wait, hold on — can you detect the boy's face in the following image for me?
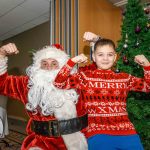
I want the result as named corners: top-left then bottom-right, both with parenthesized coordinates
top-left (40, 58), bottom-right (59, 71)
top-left (92, 45), bottom-right (117, 70)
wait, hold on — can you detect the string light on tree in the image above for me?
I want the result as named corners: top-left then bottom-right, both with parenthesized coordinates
top-left (123, 43), bottom-right (128, 49)
top-left (125, 34), bottom-right (128, 43)
top-left (123, 34), bottom-right (128, 49)
top-left (135, 40), bottom-right (140, 47)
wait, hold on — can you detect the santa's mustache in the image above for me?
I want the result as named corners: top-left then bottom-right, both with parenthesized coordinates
top-left (26, 65), bottom-right (60, 83)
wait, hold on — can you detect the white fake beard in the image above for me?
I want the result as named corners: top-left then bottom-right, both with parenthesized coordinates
top-left (25, 66), bottom-right (78, 116)
top-left (26, 66), bottom-right (65, 116)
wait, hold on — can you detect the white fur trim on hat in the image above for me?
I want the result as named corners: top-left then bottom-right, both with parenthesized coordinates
top-left (0, 57), bottom-right (8, 75)
top-left (33, 46), bottom-right (69, 68)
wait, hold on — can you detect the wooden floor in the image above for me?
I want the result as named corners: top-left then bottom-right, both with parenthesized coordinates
top-left (0, 118), bottom-right (27, 150)
top-left (8, 117), bottom-right (27, 134)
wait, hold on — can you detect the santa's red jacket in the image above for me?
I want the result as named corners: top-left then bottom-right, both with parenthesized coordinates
top-left (0, 72), bottom-right (68, 150)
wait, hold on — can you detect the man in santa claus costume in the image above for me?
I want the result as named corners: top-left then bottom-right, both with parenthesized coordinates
top-left (0, 43), bottom-right (88, 150)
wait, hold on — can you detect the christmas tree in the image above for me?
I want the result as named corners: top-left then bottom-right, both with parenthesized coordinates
top-left (116, 0), bottom-right (150, 149)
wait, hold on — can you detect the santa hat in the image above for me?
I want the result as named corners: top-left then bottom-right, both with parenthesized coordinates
top-left (32, 44), bottom-right (69, 68)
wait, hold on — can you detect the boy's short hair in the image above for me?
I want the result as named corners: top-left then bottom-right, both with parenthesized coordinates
top-left (94, 38), bottom-right (116, 52)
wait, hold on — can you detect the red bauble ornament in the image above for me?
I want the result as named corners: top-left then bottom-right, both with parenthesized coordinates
top-left (123, 56), bottom-right (129, 65)
top-left (135, 26), bottom-right (141, 33)
top-left (123, 55), bottom-right (127, 60)
top-left (123, 59), bottom-right (129, 65)
top-left (144, 8), bottom-right (150, 14)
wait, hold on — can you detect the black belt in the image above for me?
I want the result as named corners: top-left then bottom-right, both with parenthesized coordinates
top-left (32, 113), bottom-right (88, 137)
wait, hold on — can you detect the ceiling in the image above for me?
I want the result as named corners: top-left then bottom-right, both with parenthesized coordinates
top-left (0, 0), bottom-right (149, 41)
top-left (0, 0), bottom-right (50, 41)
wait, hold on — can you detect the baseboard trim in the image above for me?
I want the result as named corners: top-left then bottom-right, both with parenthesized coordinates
top-left (8, 115), bottom-right (27, 122)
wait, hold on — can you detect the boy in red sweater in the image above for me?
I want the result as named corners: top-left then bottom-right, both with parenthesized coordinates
top-left (54, 32), bottom-right (150, 150)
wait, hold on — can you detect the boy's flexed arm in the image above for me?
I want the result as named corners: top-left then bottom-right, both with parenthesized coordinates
top-left (134, 55), bottom-right (150, 67)
top-left (54, 54), bottom-right (88, 89)
top-left (129, 55), bottom-right (150, 92)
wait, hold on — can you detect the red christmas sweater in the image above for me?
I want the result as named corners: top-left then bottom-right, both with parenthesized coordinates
top-left (54, 59), bottom-right (150, 138)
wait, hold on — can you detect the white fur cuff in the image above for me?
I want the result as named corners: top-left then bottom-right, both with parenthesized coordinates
top-left (0, 57), bottom-right (8, 75)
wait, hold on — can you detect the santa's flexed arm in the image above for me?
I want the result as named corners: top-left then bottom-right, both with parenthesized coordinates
top-left (0, 43), bottom-right (19, 75)
top-left (0, 43), bottom-right (19, 55)
top-left (0, 43), bottom-right (18, 138)
top-left (0, 43), bottom-right (27, 100)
